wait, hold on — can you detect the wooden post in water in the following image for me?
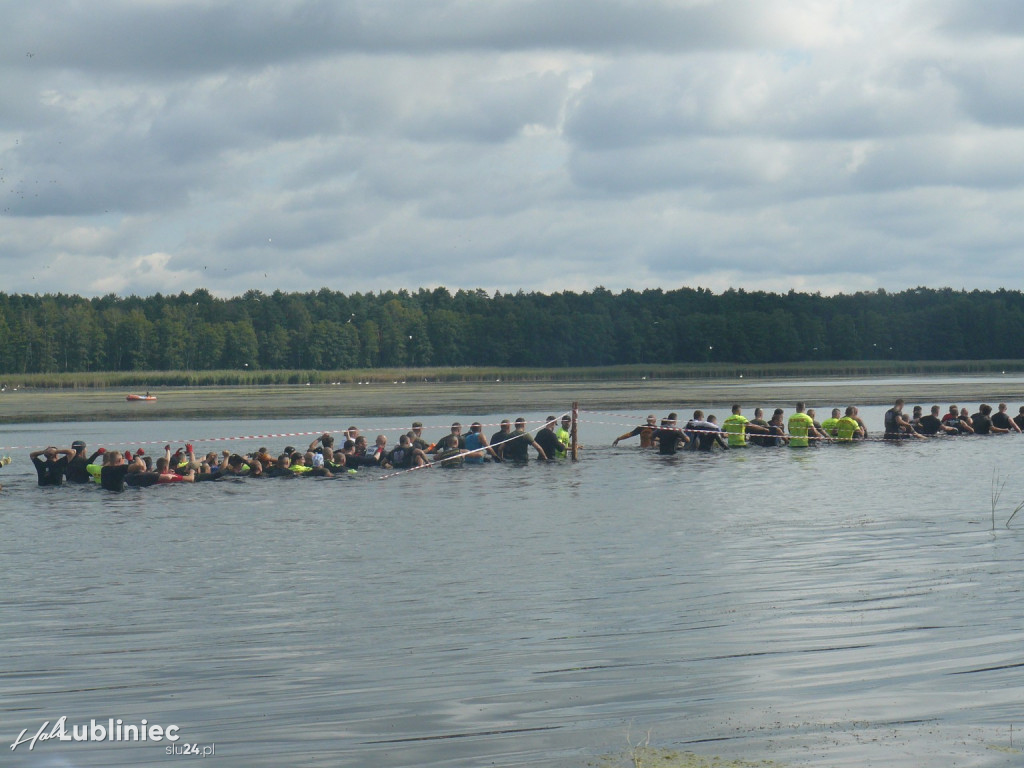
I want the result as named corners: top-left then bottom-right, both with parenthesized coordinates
top-left (571, 401), bottom-right (579, 461)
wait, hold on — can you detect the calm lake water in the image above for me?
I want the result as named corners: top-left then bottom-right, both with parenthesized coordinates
top-left (3, 393), bottom-right (1024, 767)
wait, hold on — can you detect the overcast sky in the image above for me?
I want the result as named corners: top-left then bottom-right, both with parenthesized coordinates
top-left (2, 0), bottom-right (1022, 299)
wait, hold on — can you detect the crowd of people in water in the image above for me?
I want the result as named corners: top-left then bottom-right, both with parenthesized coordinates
top-left (7, 400), bottom-right (1023, 491)
top-left (611, 399), bottom-right (1024, 454)
top-left (12, 415), bottom-right (575, 492)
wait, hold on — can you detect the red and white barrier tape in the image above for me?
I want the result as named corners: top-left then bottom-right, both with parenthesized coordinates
top-left (0, 416), bottom-right (571, 453)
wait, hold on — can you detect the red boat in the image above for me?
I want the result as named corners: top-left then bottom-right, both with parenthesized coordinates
top-left (126, 394), bottom-right (157, 402)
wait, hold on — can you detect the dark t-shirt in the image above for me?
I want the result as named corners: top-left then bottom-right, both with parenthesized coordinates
top-left (943, 414), bottom-right (964, 433)
top-left (66, 453), bottom-right (100, 484)
top-left (502, 431), bottom-right (533, 462)
top-left (655, 427), bottom-right (683, 455)
top-left (324, 459), bottom-right (350, 475)
top-left (32, 456), bottom-right (68, 486)
top-left (884, 408), bottom-right (906, 439)
top-left (432, 435), bottom-right (465, 452)
top-left (534, 429), bottom-right (562, 460)
top-left (992, 412), bottom-right (1013, 430)
top-left (766, 422), bottom-right (786, 446)
top-left (695, 434), bottom-right (723, 451)
top-left (125, 471), bottom-right (160, 488)
top-left (916, 414), bottom-right (943, 436)
top-left (101, 464), bottom-right (130, 492)
top-left (489, 431), bottom-right (512, 459)
top-left (387, 447), bottom-right (415, 469)
top-left (748, 419), bottom-right (771, 446)
top-left (347, 454), bottom-right (381, 467)
top-left (265, 466), bottom-right (298, 478)
top-left (972, 413), bottom-right (993, 435)
top-left (685, 420), bottom-right (722, 451)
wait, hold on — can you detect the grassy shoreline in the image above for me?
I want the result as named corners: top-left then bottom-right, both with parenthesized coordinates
top-left (3, 370), bottom-right (1024, 425)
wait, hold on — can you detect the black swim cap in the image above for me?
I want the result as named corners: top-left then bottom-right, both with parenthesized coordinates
top-left (71, 440), bottom-right (86, 450)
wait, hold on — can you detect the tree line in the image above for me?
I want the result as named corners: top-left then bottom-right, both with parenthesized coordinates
top-left (0, 286), bottom-right (1022, 374)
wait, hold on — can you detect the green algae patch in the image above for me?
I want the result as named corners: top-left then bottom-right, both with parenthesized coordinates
top-left (593, 747), bottom-right (783, 768)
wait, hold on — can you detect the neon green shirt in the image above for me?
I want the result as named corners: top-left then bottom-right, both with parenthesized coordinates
top-left (554, 426), bottom-right (571, 458)
top-left (821, 417), bottom-right (840, 437)
top-left (723, 414), bottom-right (751, 447)
top-left (836, 416), bottom-right (860, 441)
top-left (788, 412), bottom-right (814, 447)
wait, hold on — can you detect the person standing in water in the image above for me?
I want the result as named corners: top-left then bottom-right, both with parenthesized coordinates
top-left (30, 446), bottom-right (74, 486)
top-left (613, 414), bottom-right (657, 448)
top-left (884, 399), bottom-right (920, 440)
top-left (723, 404), bottom-right (769, 448)
top-left (788, 403), bottom-right (822, 447)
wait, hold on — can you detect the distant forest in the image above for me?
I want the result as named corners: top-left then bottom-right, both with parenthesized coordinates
top-left (0, 286), bottom-right (1021, 374)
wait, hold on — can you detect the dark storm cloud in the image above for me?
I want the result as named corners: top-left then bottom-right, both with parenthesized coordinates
top-left (943, 0), bottom-right (1024, 36)
top-left (6, 0), bottom-right (783, 77)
